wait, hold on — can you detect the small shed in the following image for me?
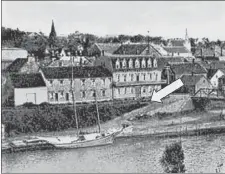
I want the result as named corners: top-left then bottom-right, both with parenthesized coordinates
top-left (10, 73), bottom-right (48, 106)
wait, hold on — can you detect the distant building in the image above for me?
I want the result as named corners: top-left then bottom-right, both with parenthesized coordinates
top-left (210, 69), bottom-right (225, 88)
top-left (40, 66), bottom-right (113, 104)
top-left (95, 55), bottom-right (173, 100)
top-left (4, 56), bottom-right (39, 74)
top-left (218, 75), bottom-right (225, 95)
top-left (180, 74), bottom-right (212, 95)
top-left (88, 43), bottom-right (121, 57)
top-left (2, 47), bottom-right (28, 70)
top-left (9, 73), bottom-right (48, 106)
top-left (170, 61), bottom-right (207, 79)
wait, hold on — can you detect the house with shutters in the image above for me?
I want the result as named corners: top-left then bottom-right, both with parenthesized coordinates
top-left (40, 66), bottom-right (113, 104)
top-left (94, 55), bottom-right (179, 100)
top-left (9, 73), bottom-right (48, 106)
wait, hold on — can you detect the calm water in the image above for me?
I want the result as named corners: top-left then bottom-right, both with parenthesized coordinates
top-left (2, 135), bottom-right (225, 173)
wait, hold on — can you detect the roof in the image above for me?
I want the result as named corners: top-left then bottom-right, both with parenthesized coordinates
top-left (5, 58), bottom-right (27, 73)
top-left (163, 46), bottom-right (190, 53)
top-left (208, 61), bottom-right (225, 70)
top-left (10, 73), bottom-right (46, 88)
top-left (114, 44), bottom-right (149, 55)
top-left (219, 75), bottom-right (225, 79)
top-left (2, 48), bottom-right (28, 61)
top-left (169, 40), bottom-right (185, 47)
top-left (194, 47), bottom-right (215, 57)
top-left (95, 43), bottom-right (121, 55)
top-left (181, 74), bottom-right (205, 86)
top-left (171, 62), bottom-right (207, 76)
top-left (41, 66), bottom-right (112, 79)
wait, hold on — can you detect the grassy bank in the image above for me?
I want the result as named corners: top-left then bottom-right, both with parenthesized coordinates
top-left (2, 101), bottom-right (147, 137)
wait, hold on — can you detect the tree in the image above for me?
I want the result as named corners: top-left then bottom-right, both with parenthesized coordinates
top-left (160, 142), bottom-right (186, 173)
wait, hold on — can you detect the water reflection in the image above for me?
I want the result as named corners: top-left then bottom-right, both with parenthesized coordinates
top-left (2, 134), bottom-right (225, 173)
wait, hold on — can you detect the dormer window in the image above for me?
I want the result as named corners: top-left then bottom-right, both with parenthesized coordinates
top-left (142, 58), bottom-right (146, 68)
top-left (116, 59), bottom-right (120, 69)
top-left (135, 59), bottom-right (140, 68)
top-left (129, 59), bottom-right (133, 68)
top-left (153, 59), bottom-right (157, 67)
top-left (147, 58), bottom-right (152, 68)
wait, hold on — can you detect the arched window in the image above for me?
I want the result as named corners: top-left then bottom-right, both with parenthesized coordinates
top-left (135, 59), bottom-right (140, 68)
top-left (147, 58), bottom-right (152, 68)
top-left (129, 59), bottom-right (133, 68)
top-left (142, 58), bottom-right (146, 68)
top-left (153, 59), bottom-right (157, 67)
top-left (116, 59), bottom-right (120, 69)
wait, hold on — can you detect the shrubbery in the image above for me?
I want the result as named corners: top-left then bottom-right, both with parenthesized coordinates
top-left (2, 101), bottom-right (146, 136)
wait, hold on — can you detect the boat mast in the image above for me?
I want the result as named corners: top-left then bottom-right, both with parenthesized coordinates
top-left (94, 86), bottom-right (101, 133)
top-left (71, 51), bottom-right (79, 137)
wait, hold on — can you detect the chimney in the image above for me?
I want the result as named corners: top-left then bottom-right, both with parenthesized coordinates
top-left (166, 65), bottom-right (170, 84)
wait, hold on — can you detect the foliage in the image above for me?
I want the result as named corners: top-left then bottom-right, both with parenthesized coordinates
top-left (160, 142), bottom-right (186, 173)
top-left (2, 101), bottom-right (146, 136)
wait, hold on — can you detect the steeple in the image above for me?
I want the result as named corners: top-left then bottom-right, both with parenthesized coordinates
top-left (49, 20), bottom-right (57, 49)
top-left (185, 28), bottom-right (189, 41)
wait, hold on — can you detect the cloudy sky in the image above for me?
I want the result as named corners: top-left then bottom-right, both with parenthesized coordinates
top-left (2, 1), bottom-right (225, 40)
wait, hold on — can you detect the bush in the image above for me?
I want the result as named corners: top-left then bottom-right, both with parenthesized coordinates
top-left (160, 142), bottom-right (186, 173)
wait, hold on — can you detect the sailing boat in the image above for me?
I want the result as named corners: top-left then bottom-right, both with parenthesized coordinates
top-left (38, 51), bottom-right (124, 149)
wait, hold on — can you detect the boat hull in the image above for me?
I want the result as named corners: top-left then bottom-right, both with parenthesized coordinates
top-left (52, 134), bottom-right (114, 149)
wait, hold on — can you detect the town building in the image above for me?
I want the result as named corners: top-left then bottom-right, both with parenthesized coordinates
top-left (169, 61), bottom-right (208, 79)
top-left (9, 73), bottom-right (48, 106)
top-left (218, 75), bottom-right (225, 95)
top-left (2, 47), bottom-right (28, 70)
top-left (5, 56), bottom-right (39, 74)
top-left (40, 66), bottom-right (113, 104)
top-left (180, 74), bottom-right (212, 95)
top-left (94, 55), bottom-right (181, 100)
top-left (210, 69), bottom-right (225, 88)
top-left (88, 43), bottom-right (121, 57)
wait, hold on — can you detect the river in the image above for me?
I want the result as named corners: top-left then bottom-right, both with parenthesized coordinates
top-left (2, 135), bottom-right (225, 173)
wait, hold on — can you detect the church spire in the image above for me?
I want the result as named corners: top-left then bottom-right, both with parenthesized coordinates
top-left (49, 20), bottom-right (57, 49)
top-left (185, 28), bottom-right (189, 41)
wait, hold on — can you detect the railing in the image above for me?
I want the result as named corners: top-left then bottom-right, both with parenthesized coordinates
top-left (193, 88), bottom-right (225, 99)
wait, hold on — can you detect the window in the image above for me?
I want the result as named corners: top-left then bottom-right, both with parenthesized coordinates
top-left (116, 59), bottom-right (120, 69)
top-left (135, 59), bottom-right (140, 68)
top-left (131, 88), bottom-right (134, 94)
top-left (49, 92), bottom-right (54, 99)
top-left (131, 74), bottom-right (134, 81)
top-left (66, 93), bottom-right (69, 101)
top-left (147, 59), bottom-right (152, 68)
top-left (118, 88), bottom-right (120, 94)
top-left (102, 90), bottom-right (106, 97)
top-left (81, 79), bottom-right (85, 86)
top-left (124, 87), bottom-right (127, 94)
top-left (142, 59), bottom-right (146, 68)
top-left (155, 74), bottom-right (158, 81)
top-left (102, 78), bottom-right (106, 86)
top-left (117, 74), bottom-right (120, 82)
top-left (137, 74), bottom-right (139, 82)
top-left (143, 73), bottom-right (146, 81)
top-left (81, 91), bottom-right (86, 98)
top-left (60, 91), bottom-right (64, 98)
top-left (59, 61), bottom-right (63, 67)
top-left (55, 93), bottom-right (58, 101)
top-left (129, 59), bottom-right (133, 68)
top-left (153, 59), bottom-right (157, 67)
top-left (60, 80), bottom-right (63, 85)
top-left (92, 79), bottom-right (95, 86)
top-left (124, 74), bottom-right (127, 82)
top-left (122, 59), bottom-right (127, 68)
top-left (92, 91), bottom-right (96, 97)
top-left (143, 88), bottom-right (146, 93)
top-left (49, 80), bottom-right (53, 85)
top-left (149, 73), bottom-right (152, 80)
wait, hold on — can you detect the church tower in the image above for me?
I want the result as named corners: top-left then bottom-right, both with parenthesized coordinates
top-left (49, 20), bottom-right (57, 49)
top-left (184, 28), bottom-right (191, 51)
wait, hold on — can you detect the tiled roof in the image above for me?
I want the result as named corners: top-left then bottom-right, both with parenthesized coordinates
top-left (10, 73), bottom-right (46, 88)
top-left (5, 58), bottom-right (27, 73)
top-left (114, 44), bottom-right (149, 55)
top-left (181, 74), bottom-right (205, 86)
top-left (208, 61), bottom-right (225, 70)
top-left (96, 43), bottom-right (121, 54)
top-left (41, 66), bottom-right (112, 79)
top-left (163, 46), bottom-right (190, 53)
top-left (171, 62), bottom-right (207, 76)
top-left (169, 40), bottom-right (185, 47)
top-left (195, 48), bottom-right (215, 57)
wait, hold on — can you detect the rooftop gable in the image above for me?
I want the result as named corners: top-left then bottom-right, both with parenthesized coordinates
top-left (10, 73), bottom-right (46, 88)
top-left (181, 74), bottom-right (205, 86)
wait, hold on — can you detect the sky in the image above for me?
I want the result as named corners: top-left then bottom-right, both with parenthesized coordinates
top-left (2, 1), bottom-right (225, 41)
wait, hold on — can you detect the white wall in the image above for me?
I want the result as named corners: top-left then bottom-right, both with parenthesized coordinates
top-left (15, 87), bottom-right (48, 106)
top-left (210, 70), bottom-right (225, 88)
